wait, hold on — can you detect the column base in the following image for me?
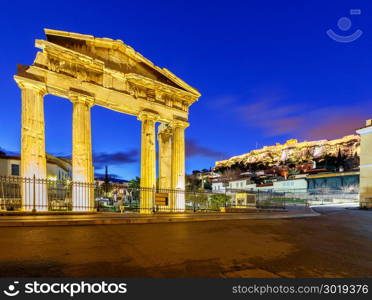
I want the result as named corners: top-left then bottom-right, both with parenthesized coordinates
top-left (72, 185), bottom-right (93, 212)
top-left (21, 181), bottom-right (48, 212)
top-left (139, 189), bottom-right (155, 214)
top-left (173, 191), bottom-right (186, 212)
top-left (359, 202), bottom-right (372, 209)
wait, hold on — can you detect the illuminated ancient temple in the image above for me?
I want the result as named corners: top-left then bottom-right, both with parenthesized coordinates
top-left (14, 29), bottom-right (201, 212)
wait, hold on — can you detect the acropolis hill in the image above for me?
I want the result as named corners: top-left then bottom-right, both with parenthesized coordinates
top-left (214, 135), bottom-right (360, 172)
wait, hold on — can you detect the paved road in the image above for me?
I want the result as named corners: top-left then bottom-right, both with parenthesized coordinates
top-left (0, 205), bottom-right (371, 277)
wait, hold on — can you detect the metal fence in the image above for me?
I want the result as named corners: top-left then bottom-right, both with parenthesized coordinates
top-left (0, 176), bottom-right (360, 213)
top-left (96, 187), bottom-right (286, 213)
top-left (223, 187), bottom-right (359, 207)
top-left (0, 176), bottom-right (96, 212)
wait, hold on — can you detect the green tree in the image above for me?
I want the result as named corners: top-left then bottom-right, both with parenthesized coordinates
top-left (203, 181), bottom-right (212, 190)
top-left (186, 192), bottom-right (208, 211)
top-left (209, 194), bottom-right (231, 210)
top-left (186, 174), bottom-right (202, 191)
top-left (128, 176), bottom-right (140, 189)
top-left (128, 176), bottom-right (140, 205)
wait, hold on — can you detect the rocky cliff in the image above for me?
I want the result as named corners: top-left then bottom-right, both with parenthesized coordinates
top-left (214, 135), bottom-right (360, 172)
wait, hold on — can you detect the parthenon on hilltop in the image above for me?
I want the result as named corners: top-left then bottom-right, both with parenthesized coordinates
top-left (14, 29), bottom-right (201, 213)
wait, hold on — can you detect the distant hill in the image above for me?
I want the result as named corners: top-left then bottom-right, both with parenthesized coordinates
top-left (214, 135), bottom-right (360, 172)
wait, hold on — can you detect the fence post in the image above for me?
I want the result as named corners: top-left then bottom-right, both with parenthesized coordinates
top-left (32, 174), bottom-right (36, 212)
top-left (192, 191), bottom-right (198, 212)
top-left (1, 178), bottom-right (4, 210)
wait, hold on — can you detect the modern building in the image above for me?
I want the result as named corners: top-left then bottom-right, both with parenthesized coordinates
top-left (307, 171), bottom-right (359, 192)
top-left (356, 119), bottom-right (372, 208)
top-left (212, 171), bottom-right (359, 193)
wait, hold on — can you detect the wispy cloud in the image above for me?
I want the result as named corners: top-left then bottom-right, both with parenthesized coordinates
top-left (186, 139), bottom-right (227, 159)
top-left (238, 98), bottom-right (307, 136)
top-left (213, 92), bottom-right (370, 140)
top-left (303, 108), bottom-right (366, 140)
top-left (93, 150), bottom-right (139, 169)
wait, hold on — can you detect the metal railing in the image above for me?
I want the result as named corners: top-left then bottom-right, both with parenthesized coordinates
top-left (222, 187), bottom-right (359, 207)
top-left (0, 176), bottom-right (94, 212)
top-left (0, 176), bottom-right (360, 213)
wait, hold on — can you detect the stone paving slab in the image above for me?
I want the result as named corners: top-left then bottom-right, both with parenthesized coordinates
top-left (0, 208), bottom-right (319, 227)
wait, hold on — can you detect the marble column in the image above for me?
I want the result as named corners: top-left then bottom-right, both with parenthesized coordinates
top-left (356, 119), bottom-right (372, 208)
top-left (158, 123), bottom-right (172, 190)
top-left (15, 77), bottom-right (48, 211)
top-left (138, 111), bottom-right (159, 214)
top-left (171, 120), bottom-right (189, 211)
top-left (70, 94), bottom-right (94, 211)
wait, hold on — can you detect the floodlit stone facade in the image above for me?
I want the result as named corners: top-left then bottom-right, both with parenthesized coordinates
top-left (14, 29), bottom-right (200, 212)
top-left (356, 119), bottom-right (372, 208)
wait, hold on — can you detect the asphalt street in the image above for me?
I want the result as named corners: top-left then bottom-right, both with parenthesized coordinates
top-left (0, 205), bottom-right (371, 277)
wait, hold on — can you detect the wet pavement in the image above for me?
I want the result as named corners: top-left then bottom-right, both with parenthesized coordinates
top-left (0, 205), bottom-right (371, 278)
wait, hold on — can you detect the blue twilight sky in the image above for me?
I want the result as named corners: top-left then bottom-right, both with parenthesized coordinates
top-left (0, 0), bottom-right (371, 180)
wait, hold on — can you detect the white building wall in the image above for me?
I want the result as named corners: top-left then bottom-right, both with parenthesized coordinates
top-left (212, 182), bottom-right (226, 192)
top-left (273, 179), bottom-right (307, 192)
top-left (0, 160), bottom-right (6, 176)
top-left (46, 164), bottom-right (70, 180)
top-left (222, 178), bottom-right (308, 193)
top-left (227, 180), bottom-right (248, 189)
top-left (0, 158), bottom-right (70, 179)
top-left (0, 159), bottom-right (21, 176)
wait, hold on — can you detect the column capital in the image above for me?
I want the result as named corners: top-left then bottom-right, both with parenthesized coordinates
top-left (69, 92), bottom-right (95, 107)
top-left (14, 76), bottom-right (47, 95)
top-left (171, 119), bottom-right (189, 129)
top-left (158, 123), bottom-right (173, 137)
top-left (138, 111), bottom-right (159, 122)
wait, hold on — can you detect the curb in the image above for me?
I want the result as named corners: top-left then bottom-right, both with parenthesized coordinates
top-left (0, 211), bottom-right (98, 216)
top-left (0, 210), bottom-right (320, 227)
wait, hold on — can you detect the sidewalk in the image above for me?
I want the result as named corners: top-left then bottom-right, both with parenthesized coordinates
top-left (0, 207), bottom-right (319, 227)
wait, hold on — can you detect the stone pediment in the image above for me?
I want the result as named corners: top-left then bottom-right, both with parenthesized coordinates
top-left (16, 29), bottom-right (201, 123)
top-left (42, 29), bottom-right (200, 97)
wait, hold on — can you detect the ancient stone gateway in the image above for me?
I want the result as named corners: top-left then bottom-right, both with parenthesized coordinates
top-left (14, 29), bottom-right (200, 213)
